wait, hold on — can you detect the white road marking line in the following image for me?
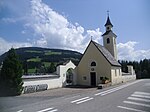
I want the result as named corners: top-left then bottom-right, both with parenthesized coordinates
top-left (100, 86), bottom-right (125, 96)
top-left (47, 109), bottom-right (58, 112)
top-left (128, 97), bottom-right (150, 102)
top-left (134, 91), bottom-right (150, 96)
top-left (131, 94), bottom-right (150, 99)
top-left (17, 110), bottom-right (23, 112)
top-left (97, 84), bottom-right (131, 96)
top-left (95, 80), bottom-right (140, 96)
top-left (117, 106), bottom-right (148, 112)
top-left (124, 101), bottom-right (150, 108)
top-left (76, 97), bottom-right (93, 104)
top-left (95, 86), bottom-right (123, 96)
top-left (37, 107), bottom-right (53, 112)
top-left (71, 97), bottom-right (89, 103)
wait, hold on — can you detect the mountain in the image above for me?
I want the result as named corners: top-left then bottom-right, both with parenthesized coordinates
top-left (0, 47), bottom-right (82, 73)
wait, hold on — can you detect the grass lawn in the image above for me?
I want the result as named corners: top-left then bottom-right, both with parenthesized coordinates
top-left (44, 51), bottom-right (62, 55)
top-left (28, 68), bottom-right (36, 73)
top-left (27, 57), bottom-right (41, 62)
top-left (25, 50), bottom-right (42, 53)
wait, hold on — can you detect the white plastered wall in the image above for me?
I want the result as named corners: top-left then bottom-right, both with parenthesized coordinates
top-left (23, 60), bottom-right (76, 89)
top-left (111, 66), bottom-right (122, 85)
top-left (23, 77), bottom-right (62, 89)
top-left (57, 60), bottom-right (76, 86)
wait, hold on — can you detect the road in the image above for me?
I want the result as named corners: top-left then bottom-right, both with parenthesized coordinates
top-left (0, 79), bottom-right (150, 112)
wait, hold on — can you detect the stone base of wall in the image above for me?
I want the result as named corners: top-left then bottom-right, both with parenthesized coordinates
top-left (23, 84), bottom-right (48, 94)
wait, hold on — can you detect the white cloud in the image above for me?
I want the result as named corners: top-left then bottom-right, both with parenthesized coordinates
top-left (1, 17), bottom-right (27, 23)
top-left (25, 0), bottom-right (102, 52)
top-left (1, 0), bottom-right (149, 61)
top-left (1, 18), bottom-right (17, 23)
top-left (117, 41), bottom-right (150, 61)
top-left (0, 37), bottom-right (32, 55)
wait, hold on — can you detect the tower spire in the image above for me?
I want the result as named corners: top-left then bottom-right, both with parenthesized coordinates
top-left (104, 11), bottom-right (113, 27)
top-left (102, 12), bottom-right (117, 60)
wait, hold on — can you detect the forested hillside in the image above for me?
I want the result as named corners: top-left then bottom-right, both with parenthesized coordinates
top-left (0, 47), bottom-right (82, 74)
top-left (1, 47), bottom-right (149, 79)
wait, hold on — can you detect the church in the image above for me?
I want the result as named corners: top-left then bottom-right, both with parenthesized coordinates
top-left (75, 15), bottom-right (122, 86)
top-left (57, 14), bottom-right (136, 88)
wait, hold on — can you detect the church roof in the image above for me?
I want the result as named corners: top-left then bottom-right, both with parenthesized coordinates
top-left (92, 41), bottom-right (121, 67)
top-left (105, 16), bottom-right (113, 27)
top-left (102, 30), bottom-right (117, 37)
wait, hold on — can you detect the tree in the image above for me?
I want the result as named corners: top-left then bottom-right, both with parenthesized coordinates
top-left (23, 60), bottom-right (28, 75)
top-left (0, 48), bottom-right (23, 96)
top-left (119, 59), bottom-right (150, 79)
top-left (119, 60), bottom-right (128, 73)
top-left (47, 62), bottom-right (56, 73)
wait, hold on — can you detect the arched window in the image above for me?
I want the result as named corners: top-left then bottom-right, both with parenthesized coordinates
top-left (107, 38), bottom-right (110, 44)
top-left (91, 61), bottom-right (96, 66)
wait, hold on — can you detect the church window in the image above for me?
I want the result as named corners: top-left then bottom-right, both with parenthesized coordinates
top-left (83, 76), bottom-right (86, 80)
top-left (91, 61), bottom-right (96, 66)
top-left (107, 38), bottom-right (110, 44)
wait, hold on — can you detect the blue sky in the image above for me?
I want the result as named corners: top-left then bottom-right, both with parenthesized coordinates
top-left (0, 0), bottom-right (150, 61)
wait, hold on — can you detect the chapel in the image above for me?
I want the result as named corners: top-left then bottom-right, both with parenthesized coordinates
top-left (75, 15), bottom-right (123, 86)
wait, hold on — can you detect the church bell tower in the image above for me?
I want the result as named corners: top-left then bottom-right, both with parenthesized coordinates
top-left (102, 12), bottom-right (117, 60)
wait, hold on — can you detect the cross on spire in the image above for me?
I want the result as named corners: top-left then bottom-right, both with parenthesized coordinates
top-left (107, 10), bottom-right (109, 17)
top-left (91, 36), bottom-right (93, 40)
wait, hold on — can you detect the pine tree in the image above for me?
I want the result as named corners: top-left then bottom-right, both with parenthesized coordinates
top-left (0, 48), bottom-right (23, 96)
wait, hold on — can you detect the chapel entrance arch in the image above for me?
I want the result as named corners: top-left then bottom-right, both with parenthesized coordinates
top-left (66, 68), bottom-right (74, 86)
top-left (57, 60), bottom-right (76, 87)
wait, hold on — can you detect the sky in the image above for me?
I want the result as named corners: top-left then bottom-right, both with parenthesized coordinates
top-left (0, 0), bottom-right (150, 61)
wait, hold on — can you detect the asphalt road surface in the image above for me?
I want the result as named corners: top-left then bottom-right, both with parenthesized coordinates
top-left (0, 79), bottom-right (150, 112)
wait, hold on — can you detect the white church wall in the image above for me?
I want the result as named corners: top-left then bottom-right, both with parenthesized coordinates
top-left (23, 76), bottom-right (62, 89)
top-left (111, 67), bottom-right (122, 85)
top-left (127, 65), bottom-right (134, 75)
top-left (121, 65), bottom-right (136, 83)
top-left (77, 42), bottom-right (112, 86)
top-left (23, 75), bottom-right (62, 93)
top-left (110, 65), bottom-right (136, 85)
top-left (56, 60), bottom-right (76, 86)
top-left (103, 33), bottom-right (117, 60)
top-left (23, 60), bottom-right (76, 93)
top-left (122, 75), bottom-right (136, 83)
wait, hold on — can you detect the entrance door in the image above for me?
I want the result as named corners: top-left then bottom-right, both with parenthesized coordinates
top-left (90, 72), bottom-right (96, 86)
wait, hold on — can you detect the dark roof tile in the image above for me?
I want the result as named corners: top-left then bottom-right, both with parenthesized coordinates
top-left (92, 41), bottom-right (121, 67)
top-left (102, 30), bottom-right (117, 37)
